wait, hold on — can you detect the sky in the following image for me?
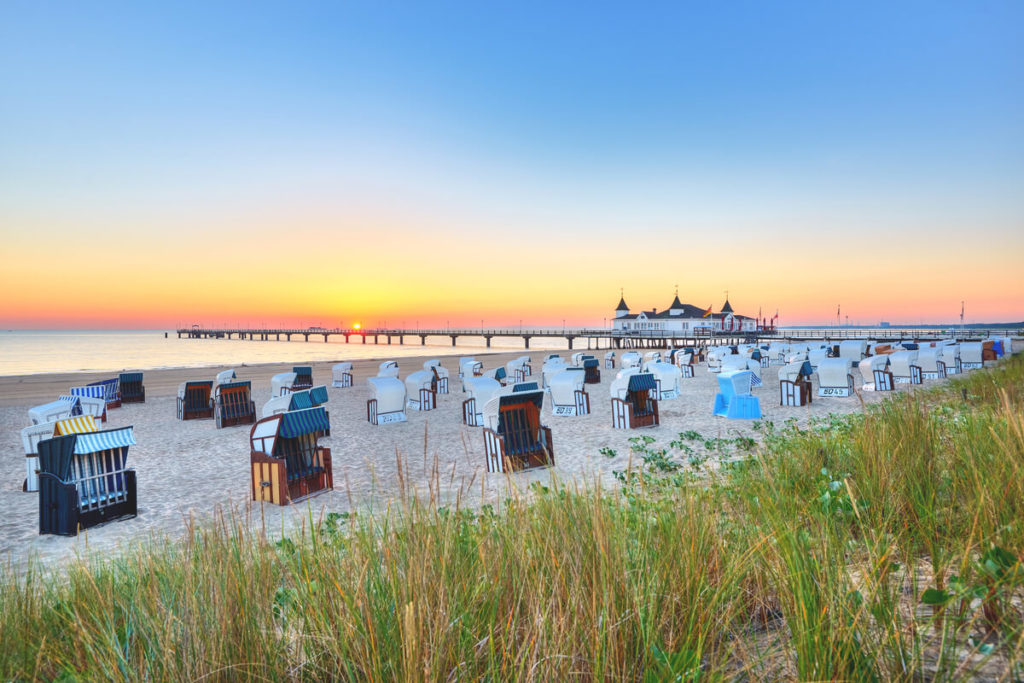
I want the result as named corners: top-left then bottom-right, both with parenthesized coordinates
top-left (1, 1), bottom-right (1022, 328)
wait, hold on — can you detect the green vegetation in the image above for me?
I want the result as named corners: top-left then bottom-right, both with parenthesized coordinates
top-left (2, 358), bottom-right (1023, 680)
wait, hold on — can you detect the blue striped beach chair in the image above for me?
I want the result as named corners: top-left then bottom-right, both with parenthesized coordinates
top-left (250, 407), bottom-right (333, 505)
top-left (214, 381), bottom-right (256, 429)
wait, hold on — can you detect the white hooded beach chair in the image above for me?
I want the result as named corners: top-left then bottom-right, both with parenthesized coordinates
top-left (424, 359), bottom-right (450, 394)
top-left (483, 366), bottom-right (508, 386)
top-left (706, 347), bottom-right (730, 373)
top-left (859, 355), bottom-right (893, 392)
top-left (817, 358), bottom-right (856, 397)
top-left (462, 377), bottom-right (502, 427)
top-left (458, 357), bottom-right (478, 379)
top-left (506, 357), bottom-right (531, 384)
top-left (29, 400), bottom-right (75, 426)
top-left (767, 342), bottom-right (787, 364)
top-left (405, 370), bottom-right (437, 411)
top-left (643, 351), bottom-right (662, 364)
top-left (604, 351), bottom-right (616, 369)
top-left (721, 355), bottom-right (762, 388)
top-left (332, 362), bottom-right (353, 388)
top-left (262, 393), bottom-right (293, 418)
top-left (377, 361), bottom-right (400, 379)
top-left (940, 344), bottom-right (961, 375)
top-left (570, 352), bottom-right (587, 367)
top-left (548, 368), bottom-right (590, 416)
top-left (541, 357), bottom-right (568, 388)
top-left (778, 360), bottom-right (813, 406)
top-left (960, 342), bottom-right (984, 370)
top-left (807, 348), bottom-right (829, 372)
top-left (620, 351), bottom-right (642, 369)
top-left (917, 349), bottom-right (946, 380)
top-left (642, 361), bottom-right (683, 400)
top-left (270, 372), bottom-right (298, 398)
top-left (610, 370), bottom-right (659, 429)
top-left (674, 351), bottom-right (695, 378)
top-left (20, 422), bottom-right (56, 492)
top-left (839, 340), bottom-right (867, 363)
top-left (366, 377), bottom-right (407, 425)
top-left (889, 350), bottom-right (922, 385)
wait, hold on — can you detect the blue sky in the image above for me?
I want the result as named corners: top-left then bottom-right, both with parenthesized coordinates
top-left (2, 1), bottom-right (1022, 325)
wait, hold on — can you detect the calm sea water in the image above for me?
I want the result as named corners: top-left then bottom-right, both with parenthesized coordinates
top-left (0, 331), bottom-right (570, 376)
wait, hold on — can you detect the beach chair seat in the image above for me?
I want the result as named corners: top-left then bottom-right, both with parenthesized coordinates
top-left (250, 407), bottom-right (333, 505)
top-left (604, 351), bottom-right (616, 369)
top-left (119, 372), bottom-right (145, 403)
top-left (548, 368), bottom-right (590, 417)
top-left (712, 371), bottom-right (762, 419)
top-left (778, 361), bottom-right (813, 406)
top-left (482, 390), bottom-right (553, 473)
top-left (405, 370), bottom-right (437, 411)
top-left (817, 358), bottom-right (856, 397)
top-left (177, 380), bottom-right (214, 420)
top-left (462, 377), bottom-right (501, 427)
top-left (37, 428), bottom-right (138, 536)
top-left (332, 362), bottom-right (354, 388)
top-left (87, 378), bottom-right (121, 410)
top-left (610, 371), bottom-right (660, 429)
top-left (582, 358), bottom-right (601, 384)
top-left (889, 350), bottom-right (922, 385)
top-left (424, 360), bottom-right (450, 394)
top-left (366, 377), bottom-right (407, 425)
top-left (214, 381), bottom-right (257, 428)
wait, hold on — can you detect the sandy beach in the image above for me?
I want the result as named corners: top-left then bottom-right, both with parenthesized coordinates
top-left (2, 346), bottom-right (1012, 568)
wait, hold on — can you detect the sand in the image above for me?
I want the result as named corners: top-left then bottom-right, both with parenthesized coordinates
top-left (1, 345), bottom-right (1013, 568)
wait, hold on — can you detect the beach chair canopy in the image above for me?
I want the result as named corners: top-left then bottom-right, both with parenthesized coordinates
top-left (917, 348), bottom-right (943, 372)
top-left (308, 385), bottom-right (328, 406)
top-left (818, 358), bottom-right (854, 388)
top-left (960, 342), bottom-right (983, 363)
top-left (54, 416), bottom-right (99, 435)
top-left (642, 361), bottom-right (682, 390)
top-left (808, 349), bottom-right (829, 367)
top-left (367, 376), bottom-right (406, 412)
top-left (286, 388), bottom-right (313, 411)
top-left (270, 373), bottom-right (297, 396)
top-left (838, 340), bottom-right (867, 361)
top-left (119, 372), bottom-right (143, 384)
top-left (29, 400), bottom-right (75, 425)
top-left (178, 380), bottom-right (213, 399)
top-left (604, 351), bottom-right (615, 361)
top-left (889, 350), bottom-right (919, 376)
top-left (21, 422), bottom-right (55, 455)
top-left (70, 385), bottom-right (106, 400)
top-left (405, 370), bottom-right (435, 394)
top-left (508, 381), bottom-right (540, 393)
top-left (941, 344), bottom-right (960, 364)
top-left (583, 358), bottom-right (600, 369)
top-left (778, 360), bottom-right (813, 383)
top-left (549, 369), bottom-right (585, 405)
top-left (250, 407), bottom-right (329, 458)
top-left (506, 358), bottom-right (529, 374)
top-left (859, 355), bottom-right (889, 381)
top-left (484, 367), bottom-right (507, 382)
top-left (292, 366), bottom-right (313, 382)
top-left (675, 352), bottom-right (693, 366)
top-left (334, 362), bottom-right (353, 373)
top-left (215, 369), bottom-right (236, 384)
top-left (620, 352), bottom-right (642, 368)
top-left (464, 377), bottom-right (502, 407)
top-left (87, 378), bottom-right (120, 402)
top-left (376, 363), bottom-right (400, 379)
top-left (717, 371), bottom-right (754, 398)
top-left (643, 351), bottom-right (662, 362)
top-left (609, 368), bottom-right (641, 398)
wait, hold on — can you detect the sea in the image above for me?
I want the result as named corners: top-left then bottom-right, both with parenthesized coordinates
top-left (0, 330), bottom-right (570, 377)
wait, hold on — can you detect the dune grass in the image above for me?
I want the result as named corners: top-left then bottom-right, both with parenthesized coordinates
top-left (2, 357), bottom-right (1023, 680)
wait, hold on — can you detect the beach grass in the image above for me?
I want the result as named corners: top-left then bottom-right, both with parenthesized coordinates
top-left (2, 358), bottom-right (1023, 680)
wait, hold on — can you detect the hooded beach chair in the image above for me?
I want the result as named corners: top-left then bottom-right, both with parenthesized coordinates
top-left (541, 357), bottom-right (567, 388)
top-left (817, 358), bottom-right (856, 397)
top-left (462, 377), bottom-right (502, 427)
top-left (604, 351), bottom-right (616, 369)
top-left (706, 347), bottom-right (730, 373)
top-left (292, 366), bottom-right (314, 390)
top-left (721, 355), bottom-right (762, 388)
top-left (838, 340), bottom-right (867, 363)
top-left (548, 368), bottom-right (590, 417)
top-left (778, 360), bottom-right (813, 406)
top-left (250, 407), bottom-right (333, 505)
top-left (506, 357), bottom-right (531, 384)
top-left (405, 370), bottom-right (437, 411)
top-left (366, 376), bottom-right (407, 425)
top-left (620, 351), bottom-right (642, 370)
top-left (37, 427), bottom-right (137, 536)
top-left (21, 422), bottom-right (58, 492)
top-left (177, 380), bottom-right (214, 420)
top-left (807, 348), bottom-right (829, 373)
top-left (214, 380), bottom-right (257, 428)
top-left (581, 357), bottom-right (601, 384)
top-left (483, 366), bottom-right (508, 385)
top-left (889, 350), bottom-right (922, 385)
top-left (642, 361), bottom-right (682, 400)
top-left (712, 371), bottom-right (762, 420)
top-left (270, 372), bottom-right (298, 397)
top-left (610, 370), bottom-right (660, 429)
top-left (377, 361), bottom-right (400, 379)
top-left (88, 378), bottom-right (121, 410)
top-left (959, 342), bottom-right (983, 370)
top-left (859, 355), bottom-right (894, 392)
top-left (332, 362), bottom-right (353, 388)
top-left (482, 390), bottom-right (553, 473)
top-left (673, 351), bottom-right (695, 378)
top-left (460, 360), bottom-right (484, 391)
top-left (28, 400), bottom-right (75, 426)
top-left (918, 348), bottom-right (947, 380)
top-left (119, 372), bottom-right (145, 404)
top-left (424, 360), bottom-right (450, 394)
top-left (940, 344), bottom-right (961, 375)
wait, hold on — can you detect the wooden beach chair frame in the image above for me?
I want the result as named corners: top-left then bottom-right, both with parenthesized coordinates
top-left (611, 374), bottom-right (660, 429)
top-left (214, 381), bottom-right (257, 428)
top-left (177, 381), bottom-right (214, 420)
top-left (482, 392), bottom-right (554, 473)
top-left (119, 372), bottom-right (146, 404)
top-left (250, 408), bottom-right (333, 505)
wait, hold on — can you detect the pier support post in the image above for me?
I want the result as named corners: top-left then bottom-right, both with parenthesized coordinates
top-left (362, 334), bottom-right (367, 344)
top-left (485, 335), bottom-right (492, 348)
top-left (450, 335), bottom-right (457, 347)
top-left (303, 334), bottom-right (309, 342)
top-left (286, 334), bottom-right (291, 341)
top-left (523, 336), bottom-right (531, 349)
top-left (420, 335), bottom-right (427, 346)
top-left (345, 334), bottom-right (350, 343)
top-left (323, 334), bottom-right (329, 343)
top-left (566, 336), bottom-right (575, 350)
top-left (387, 335), bottom-right (392, 345)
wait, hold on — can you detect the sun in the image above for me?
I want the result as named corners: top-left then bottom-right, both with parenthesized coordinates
top-left (353, 323), bottom-right (361, 330)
